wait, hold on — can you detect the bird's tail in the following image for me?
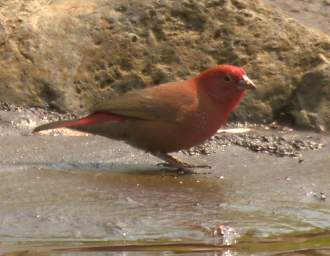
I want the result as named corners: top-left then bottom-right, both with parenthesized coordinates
top-left (33, 112), bottom-right (123, 133)
top-left (33, 119), bottom-right (82, 133)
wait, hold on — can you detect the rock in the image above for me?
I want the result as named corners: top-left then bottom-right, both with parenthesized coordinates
top-left (286, 62), bottom-right (330, 130)
top-left (0, 0), bottom-right (329, 129)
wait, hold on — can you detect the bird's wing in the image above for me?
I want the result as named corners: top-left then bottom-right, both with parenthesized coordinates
top-left (92, 82), bottom-right (195, 124)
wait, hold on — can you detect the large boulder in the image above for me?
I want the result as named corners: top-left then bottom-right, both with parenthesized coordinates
top-left (0, 0), bottom-right (329, 129)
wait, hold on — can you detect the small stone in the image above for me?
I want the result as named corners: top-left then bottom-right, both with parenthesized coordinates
top-left (213, 225), bottom-right (240, 246)
top-left (312, 192), bottom-right (327, 201)
top-left (320, 192), bottom-right (327, 201)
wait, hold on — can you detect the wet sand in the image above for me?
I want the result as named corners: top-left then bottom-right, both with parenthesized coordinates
top-left (0, 106), bottom-right (329, 255)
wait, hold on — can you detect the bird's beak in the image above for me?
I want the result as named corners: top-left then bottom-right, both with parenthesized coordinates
top-left (239, 75), bottom-right (256, 90)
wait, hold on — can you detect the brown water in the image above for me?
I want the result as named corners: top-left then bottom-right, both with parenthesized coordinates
top-left (0, 132), bottom-right (329, 255)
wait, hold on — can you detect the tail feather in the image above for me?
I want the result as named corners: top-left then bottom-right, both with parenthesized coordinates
top-left (33, 112), bottom-right (124, 133)
top-left (33, 119), bottom-right (81, 133)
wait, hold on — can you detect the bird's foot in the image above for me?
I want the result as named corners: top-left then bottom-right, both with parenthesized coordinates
top-left (180, 163), bottom-right (211, 169)
top-left (156, 162), bottom-right (195, 174)
top-left (175, 164), bottom-right (212, 175)
top-left (157, 162), bottom-right (210, 169)
top-left (156, 162), bottom-right (173, 168)
top-left (153, 151), bottom-right (211, 175)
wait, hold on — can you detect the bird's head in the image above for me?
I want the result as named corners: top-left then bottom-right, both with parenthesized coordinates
top-left (195, 64), bottom-right (256, 109)
top-left (196, 64), bottom-right (256, 92)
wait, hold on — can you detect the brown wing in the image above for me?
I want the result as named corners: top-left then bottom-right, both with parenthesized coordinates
top-left (92, 81), bottom-right (196, 124)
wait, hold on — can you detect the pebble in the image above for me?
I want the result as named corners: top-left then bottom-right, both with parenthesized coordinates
top-left (183, 127), bottom-right (324, 158)
top-left (213, 225), bottom-right (240, 246)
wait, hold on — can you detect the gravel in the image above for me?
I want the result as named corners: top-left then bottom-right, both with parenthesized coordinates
top-left (184, 130), bottom-right (324, 158)
top-left (1, 102), bottom-right (325, 158)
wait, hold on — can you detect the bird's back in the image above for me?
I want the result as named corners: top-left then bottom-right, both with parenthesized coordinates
top-left (73, 79), bottom-right (228, 152)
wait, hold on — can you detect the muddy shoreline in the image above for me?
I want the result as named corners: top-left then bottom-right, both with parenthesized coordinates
top-left (0, 103), bottom-right (329, 256)
top-left (0, 0), bottom-right (330, 253)
top-left (1, 102), bottom-right (326, 159)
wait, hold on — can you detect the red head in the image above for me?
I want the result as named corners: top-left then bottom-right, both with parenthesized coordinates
top-left (195, 64), bottom-right (256, 112)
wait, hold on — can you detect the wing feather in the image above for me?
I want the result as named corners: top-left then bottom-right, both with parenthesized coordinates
top-left (92, 82), bottom-right (195, 124)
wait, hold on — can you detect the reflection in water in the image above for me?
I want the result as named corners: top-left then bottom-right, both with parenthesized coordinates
top-left (0, 162), bottom-right (226, 243)
top-left (1, 161), bottom-right (330, 255)
top-left (3, 232), bottom-right (330, 256)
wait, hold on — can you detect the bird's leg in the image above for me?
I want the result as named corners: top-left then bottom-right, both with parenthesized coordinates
top-left (152, 151), bottom-right (211, 173)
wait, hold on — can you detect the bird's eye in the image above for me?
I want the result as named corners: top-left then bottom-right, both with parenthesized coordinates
top-left (224, 74), bottom-right (232, 83)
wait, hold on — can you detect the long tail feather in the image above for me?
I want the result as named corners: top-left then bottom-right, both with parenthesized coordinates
top-left (33, 112), bottom-right (123, 133)
top-left (33, 119), bottom-right (81, 133)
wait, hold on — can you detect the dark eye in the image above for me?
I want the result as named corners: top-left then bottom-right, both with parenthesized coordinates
top-left (224, 74), bottom-right (232, 83)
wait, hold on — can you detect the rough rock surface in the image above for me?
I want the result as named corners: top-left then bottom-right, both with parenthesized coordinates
top-left (0, 0), bottom-right (329, 128)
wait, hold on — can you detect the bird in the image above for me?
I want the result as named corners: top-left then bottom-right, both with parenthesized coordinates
top-left (34, 65), bottom-right (256, 172)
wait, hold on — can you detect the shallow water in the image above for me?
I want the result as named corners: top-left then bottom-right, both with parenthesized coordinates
top-left (0, 132), bottom-right (329, 255)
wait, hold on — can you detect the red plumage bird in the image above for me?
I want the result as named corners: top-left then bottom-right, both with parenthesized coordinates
top-left (34, 65), bottom-right (256, 172)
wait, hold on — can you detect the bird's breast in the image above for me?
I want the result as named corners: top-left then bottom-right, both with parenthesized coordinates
top-left (184, 109), bottom-right (226, 144)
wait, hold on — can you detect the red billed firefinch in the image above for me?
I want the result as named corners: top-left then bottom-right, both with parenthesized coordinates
top-left (34, 65), bottom-right (256, 172)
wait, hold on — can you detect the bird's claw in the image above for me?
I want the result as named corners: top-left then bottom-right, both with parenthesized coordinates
top-left (156, 162), bottom-right (210, 175)
top-left (156, 162), bottom-right (172, 168)
top-left (153, 152), bottom-right (211, 175)
top-left (181, 164), bottom-right (212, 169)
top-left (156, 163), bottom-right (190, 174)
top-left (157, 162), bottom-right (211, 169)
